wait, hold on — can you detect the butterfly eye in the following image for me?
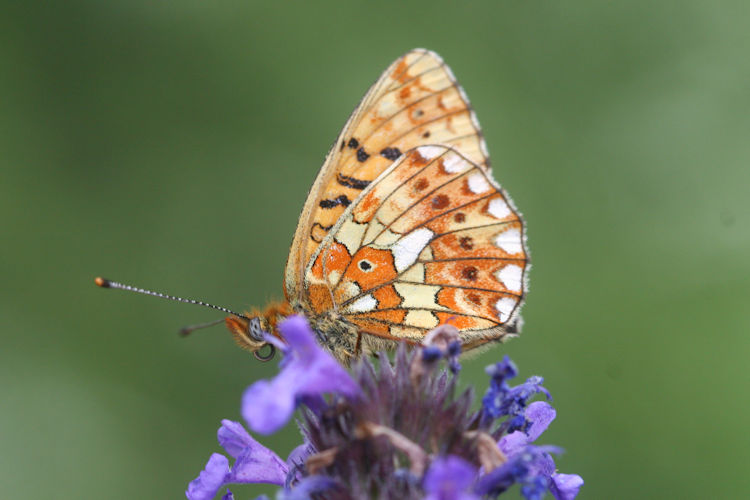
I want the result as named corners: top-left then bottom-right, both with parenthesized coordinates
top-left (358, 259), bottom-right (375, 272)
top-left (248, 317), bottom-right (265, 342)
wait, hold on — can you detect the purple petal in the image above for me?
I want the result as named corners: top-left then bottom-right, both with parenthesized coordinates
top-left (217, 420), bottom-right (253, 458)
top-left (550, 473), bottom-right (584, 500)
top-left (423, 455), bottom-right (479, 500)
top-left (242, 379), bottom-right (297, 435)
top-left (485, 355), bottom-right (518, 381)
top-left (280, 316), bottom-right (360, 397)
top-left (476, 445), bottom-right (564, 497)
top-left (242, 316), bottom-right (359, 435)
top-left (221, 490), bottom-right (234, 500)
top-left (186, 453), bottom-right (230, 500)
top-left (229, 443), bottom-right (288, 485)
top-left (525, 401), bottom-right (556, 442)
top-left (499, 431), bottom-right (529, 457)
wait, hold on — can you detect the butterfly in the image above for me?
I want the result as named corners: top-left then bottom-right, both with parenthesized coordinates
top-left (98, 49), bottom-right (529, 363)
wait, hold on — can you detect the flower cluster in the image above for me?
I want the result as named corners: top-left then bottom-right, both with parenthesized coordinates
top-left (187, 316), bottom-right (583, 500)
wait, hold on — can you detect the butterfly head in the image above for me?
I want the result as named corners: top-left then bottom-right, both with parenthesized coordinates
top-left (225, 315), bottom-right (276, 361)
top-left (224, 301), bottom-right (293, 362)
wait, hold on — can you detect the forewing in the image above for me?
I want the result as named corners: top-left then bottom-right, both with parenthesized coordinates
top-left (285, 49), bottom-right (489, 301)
top-left (304, 146), bottom-right (529, 346)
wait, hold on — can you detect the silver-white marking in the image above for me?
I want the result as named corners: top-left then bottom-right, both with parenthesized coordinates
top-left (392, 228), bottom-right (434, 272)
top-left (468, 173), bottom-right (490, 194)
top-left (488, 198), bottom-right (511, 219)
top-left (345, 294), bottom-right (377, 313)
top-left (495, 264), bottom-right (523, 293)
top-left (442, 153), bottom-right (466, 173)
top-left (417, 145), bottom-right (443, 160)
top-left (495, 297), bottom-right (517, 323)
top-left (494, 228), bottom-right (523, 254)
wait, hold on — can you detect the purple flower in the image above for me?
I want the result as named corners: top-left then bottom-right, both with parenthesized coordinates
top-left (241, 315), bottom-right (360, 435)
top-left (549, 473), bottom-right (585, 500)
top-left (187, 317), bottom-right (583, 499)
top-left (186, 420), bottom-right (292, 500)
top-left (423, 456), bottom-right (479, 500)
top-left (481, 355), bottom-right (551, 433)
top-left (489, 402), bottom-right (583, 500)
top-left (186, 454), bottom-right (230, 500)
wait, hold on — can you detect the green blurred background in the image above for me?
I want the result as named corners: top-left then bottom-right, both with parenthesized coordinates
top-left (2, 1), bottom-right (749, 498)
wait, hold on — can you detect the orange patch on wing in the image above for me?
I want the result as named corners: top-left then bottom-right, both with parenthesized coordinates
top-left (350, 309), bottom-right (407, 325)
top-left (390, 170), bottom-right (489, 235)
top-left (315, 242), bottom-right (351, 278)
top-left (372, 284), bottom-right (402, 309)
top-left (435, 312), bottom-right (486, 330)
top-left (307, 283), bottom-right (334, 314)
top-left (391, 59), bottom-right (411, 84)
top-left (399, 84), bottom-right (412, 100)
top-left (341, 247), bottom-right (397, 292)
top-left (424, 259), bottom-right (519, 294)
top-left (436, 287), bottom-right (509, 324)
top-left (429, 221), bottom-right (525, 261)
top-left (348, 317), bottom-right (390, 336)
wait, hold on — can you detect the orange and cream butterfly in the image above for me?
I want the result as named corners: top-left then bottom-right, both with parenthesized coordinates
top-left (96, 49), bottom-right (529, 363)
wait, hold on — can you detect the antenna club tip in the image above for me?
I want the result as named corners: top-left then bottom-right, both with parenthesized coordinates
top-left (94, 277), bottom-right (110, 288)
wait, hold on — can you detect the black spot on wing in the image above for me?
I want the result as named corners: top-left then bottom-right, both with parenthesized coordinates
top-left (380, 147), bottom-right (402, 161)
top-left (319, 195), bottom-right (352, 209)
top-left (337, 173), bottom-right (370, 190)
top-left (356, 147), bottom-right (370, 162)
top-left (348, 138), bottom-right (360, 149)
top-left (310, 222), bottom-right (333, 243)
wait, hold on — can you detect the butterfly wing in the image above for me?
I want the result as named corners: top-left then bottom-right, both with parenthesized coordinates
top-left (285, 49), bottom-right (490, 302)
top-left (304, 146), bottom-right (529, 351)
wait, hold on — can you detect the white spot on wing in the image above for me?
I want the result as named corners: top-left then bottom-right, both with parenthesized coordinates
top-left (488, 198), bottom-right (511, 219)
top-left (417, 145), bottom-right (443, 160)
top-left (392, 228), bottom-right (434, 272)
top-left (468, 173), bottom-right (490, 194)
top-left (495, 264), bottom-right (523, 292)
top-left (345, 294), bottom-right (377, 313)
top-left (442, 153), bottom-right (466, 173)
top-left (494, 228), bottom-right (523, 254)
top-left (495, 297), bottom-right (517, 323)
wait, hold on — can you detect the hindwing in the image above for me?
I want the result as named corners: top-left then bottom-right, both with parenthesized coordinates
top-left (304, 146), bottom-right (529, 347)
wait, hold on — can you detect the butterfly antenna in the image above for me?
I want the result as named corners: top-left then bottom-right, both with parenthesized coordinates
top-left (178, 318), bottom-right (226, 337)
top-left (94, 277), bottom-right (250, 323)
